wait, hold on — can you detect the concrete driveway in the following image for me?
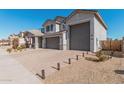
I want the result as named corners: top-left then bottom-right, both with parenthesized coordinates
top-left (0, 48), bottom-right (41, 84)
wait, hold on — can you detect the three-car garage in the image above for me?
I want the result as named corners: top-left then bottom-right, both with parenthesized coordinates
top-left (44, 22), bottom-right (91, 51)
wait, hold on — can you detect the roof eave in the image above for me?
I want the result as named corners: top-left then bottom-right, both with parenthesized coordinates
top-left (95, 12), bottom-right (108, 30)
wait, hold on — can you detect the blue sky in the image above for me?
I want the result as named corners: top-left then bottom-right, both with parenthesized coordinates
top-left (0, 9), bottom-right (124, 39)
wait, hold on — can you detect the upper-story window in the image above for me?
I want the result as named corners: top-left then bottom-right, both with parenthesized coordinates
top-left (50, 24), bottom-right (53, 31)
top-left (41, 28), bottom-right (44, 33)
top-left (46, 24), bottom-right (54, 32)
top-left (46, 26), bottom-right (49, 32)
top-left (61, 23), bottom-right (67, 31)
top-left (63, 24), bottom-right (66, 30)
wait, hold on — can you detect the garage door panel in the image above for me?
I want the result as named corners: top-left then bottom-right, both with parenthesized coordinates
top-left (46, 37), bottom-right (59, 49)
top-left (70, 22), bottom-right (90, 51)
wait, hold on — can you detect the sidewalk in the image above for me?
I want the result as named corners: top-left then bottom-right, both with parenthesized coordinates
top-left (0, 48), bottom-right (41, 84)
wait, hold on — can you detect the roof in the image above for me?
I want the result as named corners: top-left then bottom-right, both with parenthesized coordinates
top-left (66, 9), bottom-right (108, 30)
top-left (54, 16), bottom-right (66, 22)
top-left (43, 16), bottom-right (66, 26)
top-left (42, 9), bottom-right (107, 30)
top-left (42, 19), bottom-right (55, 26)
top-left (0, 39), bottom-right (9, 42)
top-left (29, 30), bottom-right (44, 36)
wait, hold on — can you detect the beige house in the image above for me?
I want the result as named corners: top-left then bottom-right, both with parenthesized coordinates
top-left (21, 30), bottom-right (44, 48)
top-left (9, 30), bottom-right (44, 49)
top-left (0, 39), bottom-right (10, 46)
top-left (9, 34), bottom-right (19, 47)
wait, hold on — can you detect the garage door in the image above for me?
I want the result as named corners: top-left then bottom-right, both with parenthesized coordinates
top-left (70, 22), bottom-right (90, 51)
top-left (46, 37), bottom-right (59, 49)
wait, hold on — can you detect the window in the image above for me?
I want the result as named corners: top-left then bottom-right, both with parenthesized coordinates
top-left (46, 26), bottom-right (50, 32)
top-left (46, 24), bottom-right (54, 32)
top-left (63, 24), bottom-right (66, 30)
top-left (51, 24), bottom-right (53, 31)
top-left (41, 28), bottom-right (44, 33)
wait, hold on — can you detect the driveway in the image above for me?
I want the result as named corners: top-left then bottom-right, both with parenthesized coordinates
top-left (0, 48), bottom-right (41, 84)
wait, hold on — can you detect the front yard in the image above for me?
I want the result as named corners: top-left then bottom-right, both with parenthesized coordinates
top-left (44, 57), bottom-right (124, 83)
top-left (9, 48), bottom-right (124, 83)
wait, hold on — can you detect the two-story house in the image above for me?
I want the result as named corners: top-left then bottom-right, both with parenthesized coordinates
top-left (41, 9), bottom-right (107, 52)
top-left (42, 16), bottom-right (67, 50)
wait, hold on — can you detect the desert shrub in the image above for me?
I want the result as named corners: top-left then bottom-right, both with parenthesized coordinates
top-left (6, 48), bottom-right (12, 53)
top-left (85, 50), bottom-right (109, 62)
top-left (85, 57), bottom-right (99, 62)
top-left (96, 50), bottom-right (104, 57)
top-left (17, 46), bottom-right (22, 52)
top-left (96, 51), bottom-right (109, 62)
top-left (98, 55), bottom-right (109, 61)
top-left (85, 56), bottom-right (109, 62)
top-left (20, 45), bottom-right (26, 49)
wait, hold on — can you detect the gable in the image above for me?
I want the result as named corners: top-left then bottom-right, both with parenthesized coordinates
top-left (66, 12), bottom-right (94, 25)
top-left (43, 20), bottom-right (55, 27)
top-left (55, 16), bottom-right (65, 22)
top-left (66, 10), bottom-right (107, 30)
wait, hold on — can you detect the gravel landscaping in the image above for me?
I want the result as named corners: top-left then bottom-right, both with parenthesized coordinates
top-left (44, 57), bottom-right (124, 84)
top-left (7, 48), bottom-right (124, 84)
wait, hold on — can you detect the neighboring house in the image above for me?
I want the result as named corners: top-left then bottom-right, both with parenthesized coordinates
top-left (9, 30), bottom-right (44, 49)
top-left (23, 30), bottom-right (44, 48)
top-left (9, 33), bottom-right (27, 47)
top-left (9, 34), bottom-right (20, 47)
top-left (18, 32), bottom-right (27, 46)
top-left (0, 39), bottom-right (10, 46)
top-left (42, 9), bottom-right (107, 52)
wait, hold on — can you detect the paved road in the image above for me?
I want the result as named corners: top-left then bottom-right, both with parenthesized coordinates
top-left (0, 48), bottom-right (41, 84)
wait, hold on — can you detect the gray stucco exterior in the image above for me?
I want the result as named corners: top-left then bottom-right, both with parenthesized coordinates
top-left (66, 13), bottom-right (95, 51)
top-left (94, 16), bottom-right (107, 51)
top-left (41, 10), bottom-right (107, 52)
